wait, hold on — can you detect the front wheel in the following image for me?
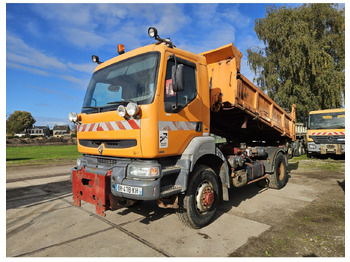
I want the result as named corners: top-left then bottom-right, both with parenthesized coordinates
top-left (177, 165), bottom-right (220, 229)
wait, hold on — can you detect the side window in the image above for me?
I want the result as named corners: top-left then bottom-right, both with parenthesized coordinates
top-left (164, 59), bottom-right (197, 113)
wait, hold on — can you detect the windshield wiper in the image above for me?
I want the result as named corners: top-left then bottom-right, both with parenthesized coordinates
top-left (107, 100), bottom-right (136, 105)
top-left (107, 101), bottom-right (126, 105)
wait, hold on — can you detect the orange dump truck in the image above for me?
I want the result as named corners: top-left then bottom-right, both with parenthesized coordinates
top-left (69, 28), bottom-right (296, 228)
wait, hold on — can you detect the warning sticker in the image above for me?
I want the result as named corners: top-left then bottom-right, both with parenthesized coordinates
top-left (159, 131), bottom-right (168, 148)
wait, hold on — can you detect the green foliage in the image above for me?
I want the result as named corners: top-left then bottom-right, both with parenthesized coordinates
top-left (247, 4), bottom-right (345, 120)
top-left (6, 111), bottom-right (36, 135)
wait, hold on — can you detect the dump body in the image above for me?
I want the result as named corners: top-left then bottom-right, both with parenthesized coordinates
top-left (201, 44), bottom-right (296, 144)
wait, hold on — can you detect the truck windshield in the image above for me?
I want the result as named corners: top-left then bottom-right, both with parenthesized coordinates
top-left (82, 52), bottom-right (160, 113)
top-left (308, 111), bottom-right (345, 130)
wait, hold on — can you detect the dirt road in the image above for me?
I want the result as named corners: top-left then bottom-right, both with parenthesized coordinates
top-left (6, 158), bottom-right (345, 257)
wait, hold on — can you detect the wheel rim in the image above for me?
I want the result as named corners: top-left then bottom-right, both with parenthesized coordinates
top-left (278, 162), bottom-right (285, 181)
top-left (195, 181), bottom-right (215, 213)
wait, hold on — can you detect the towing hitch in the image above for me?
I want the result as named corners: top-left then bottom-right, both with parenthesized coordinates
top-left (71, 166), bottom-right (140, 216)
top-left (72, 166), bottom-right (112, 216)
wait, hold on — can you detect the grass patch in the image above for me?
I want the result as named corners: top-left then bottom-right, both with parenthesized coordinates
top-left (291, 154), bottom-right (310, 161)
top-left (6, 145), bottom-right (81, 166)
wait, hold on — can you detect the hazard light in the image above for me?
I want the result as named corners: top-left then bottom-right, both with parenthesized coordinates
top-left (117, 44), bottom-right (125, 55)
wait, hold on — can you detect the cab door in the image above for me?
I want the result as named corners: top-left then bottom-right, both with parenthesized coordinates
top-left (158, 52), bottom-right (203, 157)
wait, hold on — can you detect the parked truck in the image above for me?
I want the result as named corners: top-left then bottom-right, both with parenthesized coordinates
top-left (294, 123), bottom-right (307, 156)
top-left (69, 28), bottom-right (296, 228)
top-left (307, 108), bottom-right (345, 155)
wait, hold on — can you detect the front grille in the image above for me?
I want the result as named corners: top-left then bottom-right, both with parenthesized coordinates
top-left (82, 155), bottom-right (130, 167)
top-left (310, 135), bottom-right (345, 144)
top-left (96, 157), bottom-right (119, 165)
top-left (79, 139), bottom-right (137, 148)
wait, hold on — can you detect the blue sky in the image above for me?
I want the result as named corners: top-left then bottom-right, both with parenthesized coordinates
top-left (6, 2), bottom-right (306, 128)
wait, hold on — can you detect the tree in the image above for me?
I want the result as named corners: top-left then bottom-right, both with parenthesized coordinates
top-left (6, 111), bottom-right (36, 135)
top-left (247, 4), bottom-right (345, 121)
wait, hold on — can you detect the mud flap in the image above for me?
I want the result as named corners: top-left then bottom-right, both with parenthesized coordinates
top-left (72, 167), bottom-right (112, 216)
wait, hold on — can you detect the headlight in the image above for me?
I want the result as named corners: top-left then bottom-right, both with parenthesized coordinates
top-left (117, 105), bottom-right (127, 117)
top-left (126, 102), bottom-right (139, 116)
top-left (68, 112), bottom-right (78, 122)
top-left (309, 144), bottom-right (316, 149)
top-left (148, 27), bottom-right (158, 38)
top-left (129, 166), bottom-right (160, 179)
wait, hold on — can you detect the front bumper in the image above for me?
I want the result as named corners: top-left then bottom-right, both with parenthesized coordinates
top-left (307, 142), bottom-right (345, 154)
top-left (71, 155), bottom-right (188, 216)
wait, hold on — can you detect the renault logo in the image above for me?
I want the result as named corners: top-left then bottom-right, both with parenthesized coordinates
top-left (98, 144), bottom-right (104, 155)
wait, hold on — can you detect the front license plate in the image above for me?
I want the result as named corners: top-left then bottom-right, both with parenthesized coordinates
top-left (116, 184), bottom-right (143, 196)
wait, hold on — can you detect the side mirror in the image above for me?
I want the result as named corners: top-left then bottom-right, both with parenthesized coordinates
top-left (171, 64), bottom-right (184, 92)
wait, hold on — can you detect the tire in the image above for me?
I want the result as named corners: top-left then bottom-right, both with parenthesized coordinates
top-left (268, 153), bottom-right (288, 189)
top-left (294, 140), bottom-right (300, 156)
top-left (177, 165), bottom-right (220, 229)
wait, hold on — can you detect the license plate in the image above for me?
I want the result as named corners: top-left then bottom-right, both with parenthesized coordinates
top-left (116, 184), bottom-right (143, 196)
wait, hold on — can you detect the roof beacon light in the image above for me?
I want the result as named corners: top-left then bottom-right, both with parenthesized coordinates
top-left (117, 44), bottom-right (125, 55)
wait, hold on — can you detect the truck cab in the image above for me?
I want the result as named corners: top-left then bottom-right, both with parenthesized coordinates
top-left (307, 108), bottom-right (345, 155)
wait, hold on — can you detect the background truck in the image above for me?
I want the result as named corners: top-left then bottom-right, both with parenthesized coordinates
top-left (307, 108), bottom-right (345, 155)
top-left (69, 27), bottom-right (296, 228)
top-left (293, 123), bottom-right (307, 156)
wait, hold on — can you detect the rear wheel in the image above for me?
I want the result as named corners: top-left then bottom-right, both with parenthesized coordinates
top-left (268, 153), bottom-right (288, 189)
top-left (177, 165), bottom-right (220, 229)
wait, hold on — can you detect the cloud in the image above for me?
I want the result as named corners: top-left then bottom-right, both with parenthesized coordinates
top-left (7, 34), bottom-right (67, 71)
top-left (152, 4), bottom-right (191, 36)
top-left (191, 4), bottom-right (220, 27)
top-left (31, 4), bottom-right (94, 29)
top-left (6, 32), bottom-right (95, 86)
top-left (220, 5), bottom-right (251, 28)
top-left (6, 61), bottom-right (50, 76)
top-left (30, 86), bottom-right (80, 100)
top-left (179, 25), bottom-right (236, 54)
top-left (58, 75), bottom-right (85, 85)
top-left (67, 62), bottom-right (96, 74)
top-left (237, 34), bottom-right (264, 52)
top-left (62, 28), bottom-right (108, 48)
